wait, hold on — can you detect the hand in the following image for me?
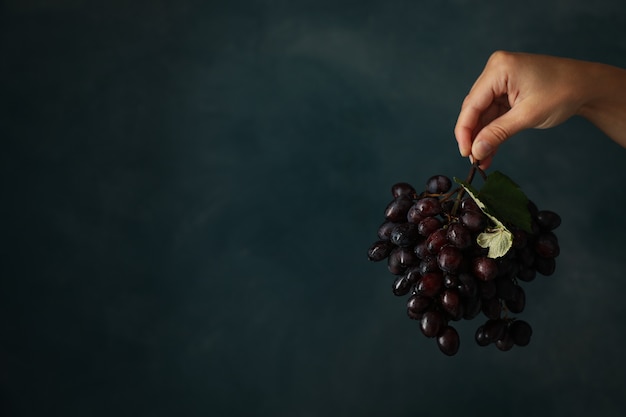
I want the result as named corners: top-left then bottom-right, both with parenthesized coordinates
top-left (454, 51), bottom-right (626, 168)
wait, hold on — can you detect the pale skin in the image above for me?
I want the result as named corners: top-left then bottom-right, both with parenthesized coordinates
top-left (454, 50), bottom-right (626, 169)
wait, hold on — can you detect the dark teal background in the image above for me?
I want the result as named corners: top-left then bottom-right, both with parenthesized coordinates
top-left (2, 1), bottom-right (626, 416)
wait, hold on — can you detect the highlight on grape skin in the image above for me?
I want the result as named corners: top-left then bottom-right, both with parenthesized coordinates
top-left (366, 172), bottom-right (561, 356)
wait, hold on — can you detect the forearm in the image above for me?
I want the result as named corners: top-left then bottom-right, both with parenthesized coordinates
top-left (576, 62), bottom-right (626, 148)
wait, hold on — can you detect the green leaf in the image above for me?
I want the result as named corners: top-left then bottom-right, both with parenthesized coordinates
top-left (477, 171), bottom-right (532, 232)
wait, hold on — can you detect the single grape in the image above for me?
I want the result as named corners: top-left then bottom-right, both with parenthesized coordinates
top-left (534, 232), bottom-right (560, 258)
top-left (390, 223), bottom-right (420, 247)
top-left (511, 228), bottom-right (528, 249)
top-left (482, 318), bottom-right (507, 343)
top-left (426, 228), bottom-right (448, 254)
top-left (367, 240), bottom-right (394, 262)
top-left (418, 216), bottom-right (443, 237)
top-left (516, 246), bottom-right (535, 269)
top-left (509, 320), bottom-right (533, 346)
top-left (477, 279), bottom-right (497, 299)
top-left (417, 255), bottom-right (439, 276)
top-left (420, 310), bottom-right (446, 338)
top-left (505, 285), bottom-right (526, 314)
top-left (444, 274), bottom-right (459, 289)
top-left (441, 289), bottom-right (463, 320)
top-left (457, 272), bottom-right (478, 298)
top-left (414, 197), bottom-right (442, 217)
top-left (437, 326), bottom-right (460, 356)
top-left (377, 221), bottom-right (398, 241)
top-left (414, 240), bottom-right (429, 260)
top-left (446, 222), bottom-right (472, 249)
top-left (385, 197), bottom-right (414, 222)
top-left (473, 257), bottom-right (498, 281)
top-left (536, 210), bottom-right (561, 231)
top-left (404, 267), bottom-right (421, 285)
top-left (459, 211), bottom-right (487, 232)
top-left (392, 275), bottom-right (413, 296)
top-left (475, 325), bottom-right (491, 346)
top-left (481, 297), bottom-right (501, 320)
top-left (463, 295), bottom-right (482, 320)
top-left (460, 197), bottom-right (480, 212)
top-left (416, 271), bottom-right (444, 297)
top-left (437, 245), bottom-right (463, 273)
top-left (516, 266), bottom-right (536, 282)
top-left (495, 329), bottom-right (515, 351)
top-left (407, 204), bottom-right (424, 224)
top-left (407, 294), bottom-right (431, 319)
top-left (534, 256), bottom-right (556, 276)
top-left (388, 247), bottom-right (417, 275)
top-left (391, 182), bottom-right (418, 199)
top-left (426, 175), bottom-right (452, 194)
top-left (495, 277), bottom-right (516, 302)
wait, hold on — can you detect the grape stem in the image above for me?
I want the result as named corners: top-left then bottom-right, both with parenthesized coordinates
top-left (451, 160), bottom-right (483, 216)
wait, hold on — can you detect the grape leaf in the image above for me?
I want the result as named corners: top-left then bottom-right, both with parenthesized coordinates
top-left (476, 227), bottom-right (514, 259)
top-left (477, 171), bottom-right (532, 233)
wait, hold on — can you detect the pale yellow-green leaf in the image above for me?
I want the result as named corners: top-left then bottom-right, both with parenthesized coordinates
top-left (476, 227), bottom-right (513, 259)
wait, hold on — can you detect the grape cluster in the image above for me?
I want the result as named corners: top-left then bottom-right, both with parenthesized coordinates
top-left (367, 174), bottom-right (561, 356)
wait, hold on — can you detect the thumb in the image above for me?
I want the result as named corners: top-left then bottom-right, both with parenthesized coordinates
top-left (470, 105), bottom-right (533, 162)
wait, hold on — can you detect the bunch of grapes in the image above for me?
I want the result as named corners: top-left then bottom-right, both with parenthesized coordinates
top-left (367, 171), bottom-right (561, 356)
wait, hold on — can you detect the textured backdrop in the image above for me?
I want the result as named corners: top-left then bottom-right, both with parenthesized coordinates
top-left (2, 1), bottom-right (626, 416)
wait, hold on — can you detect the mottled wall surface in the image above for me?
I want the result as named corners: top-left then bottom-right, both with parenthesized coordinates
top-left (2, 1), bottom-right (626, 416)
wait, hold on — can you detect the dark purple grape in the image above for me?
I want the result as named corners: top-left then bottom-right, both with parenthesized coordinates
top-left (505, 285), bottom-right (526, 313)
top-left (534, 256), bottom-right (556, 276)
top-left (517, 246), bottom-right (535, 268)
top-left (407, 204), bottom-right (424, 224)
top-left (460, 210), bottom-right (488, 233)
top-left (481, 297), bottom-right (501, 320)
top-left (444, 274), bottom-right (459, 289)
top-left (436, 326), bottom-right (460, 356)
top-left (416, 271), bottom-right (444, 297)
top-left (417, 255), bottom-right (439, 275)
top-left (391, 182), bottom-right (417, 199)
top-left (463, 295), bottom-right (482, 320)
top-left (475, 325), bottom-right (491, 346)
top-left (426, 175), bottom-right (452, 194)
top-left (384, 197), bottom-right (413, 222)
top-left (405, 267), bottom-right (421, 285)
top-left (441, 199), bottom-right (455, 214)
top-left (461, 197), bottom-right (480, 212)
top-left (426, 228), bottom-right (448, 254)
top-left (495, 277), bottom-right (516, 301)
top-left (388, 247), bottom-right (417, 275)
top-left (413, 197), bottom-right (442, 217)
top-left (483, 318), bottom-right (507, 343)
top-left (534, 232), bottom-right (560, 258)
top-left (495, 329), bottom-right (515, 351)
top-left (367, 240), bottom-right (394, 262)
top-left (516, 266), bottom-right (536, 282)
top-left (509, 320), bottom-right (532, 346)
top-left (536, 210), bottom-right (561, 231)
top-left (392, 275), bottom-right (413, 296)
top-left (377, 221), bottom-right (398, 241)
top-left (414, 240), bottom-right (429, 260)
top-left (418, 216), bottom-right (442, 237)
top-left (390, 223), bottom-right (420, 247)
top-left (407, 294), bottom-right (431, 319)
top-left (437, 245), bottom-right (463, 273)
top-left (457, 272), bottom-right (478, 298)
top-left (472, 257), bottom-right (498, 281)
top-left (441, 289), bottom-right (462, 320)
top-left (420, 310), bottom-right (445, 338)
top-left (477, 279), bottom-right (496, 299)
top-left (446, 223), bottom-right (472, 249)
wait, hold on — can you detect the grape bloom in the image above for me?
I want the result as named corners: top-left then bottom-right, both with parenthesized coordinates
top-left (367, 165), bottom-right (561, 356)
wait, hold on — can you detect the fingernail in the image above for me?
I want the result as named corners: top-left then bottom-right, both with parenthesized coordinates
top-left (473, 141), bottom-right (493, 159)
